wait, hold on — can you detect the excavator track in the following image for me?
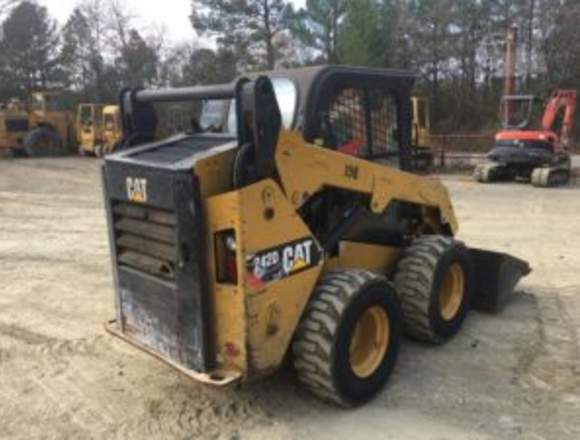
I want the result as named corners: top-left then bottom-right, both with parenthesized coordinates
top-left (474, 163), bottom-right (503, 183)
top-left (531, 167), bottom-right (570, 188)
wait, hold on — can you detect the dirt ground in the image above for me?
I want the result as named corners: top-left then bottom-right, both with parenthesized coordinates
top-left (0, 157), bottom-right (579, 440)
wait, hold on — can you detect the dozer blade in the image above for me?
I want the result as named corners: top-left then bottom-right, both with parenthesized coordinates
top-left (469, 248), bottom-right (531, 313)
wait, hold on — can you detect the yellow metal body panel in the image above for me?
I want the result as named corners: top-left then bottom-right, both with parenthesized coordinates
top-left (202, 178), bottom-right (323, 379)
top-left (195, 145), bottom-right (237, 197)
top-left (275, 130), bottom-right (458, 233)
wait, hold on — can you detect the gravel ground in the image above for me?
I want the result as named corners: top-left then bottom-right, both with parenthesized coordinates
top-left (0, 157), bottom-right (579, 440)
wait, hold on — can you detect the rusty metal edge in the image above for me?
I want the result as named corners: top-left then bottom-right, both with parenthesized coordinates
top-left (105, 319), bottom-right (242, 386)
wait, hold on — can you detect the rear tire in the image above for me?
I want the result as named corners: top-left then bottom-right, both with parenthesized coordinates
top-left (24, 127), bottom-right (64, 157)
top-left (394, 235), bottom-right (473, 344)
top-left (293, 269), bottom-right (402, 407)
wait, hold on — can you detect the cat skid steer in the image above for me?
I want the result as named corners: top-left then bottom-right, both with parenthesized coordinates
top-left (102, 66), bottom-right (530, 406)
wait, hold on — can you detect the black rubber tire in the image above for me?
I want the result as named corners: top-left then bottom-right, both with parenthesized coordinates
top-left (23, 127), bottom-right (64, 157)
top-left (292, 269), bottom-right (402, 407)
top-left (394, 235), bottom-right (473, 344)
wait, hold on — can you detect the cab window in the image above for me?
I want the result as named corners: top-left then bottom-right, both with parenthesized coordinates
top-left (317, 86), bottom-right (400, 165)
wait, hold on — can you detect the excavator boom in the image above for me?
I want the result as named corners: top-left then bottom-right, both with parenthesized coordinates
top-left (541, 89), bottom-right (577, 148)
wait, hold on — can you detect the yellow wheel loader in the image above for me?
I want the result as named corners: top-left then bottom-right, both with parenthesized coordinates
top-left (102, 66), bottom-right (530, 407)
top-left (77, 104), bottom-right (122, 157)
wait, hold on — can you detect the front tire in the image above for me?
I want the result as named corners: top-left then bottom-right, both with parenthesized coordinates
top-left (394, 235), bottom-right (473, 344)
top-left (293, 270), bottom-right (402, 407)
top-left (23, 127), bottom-right (64, 157)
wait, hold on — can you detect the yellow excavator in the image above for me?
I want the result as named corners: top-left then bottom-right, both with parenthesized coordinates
top-left (102, 66), bottom-right (530, 406)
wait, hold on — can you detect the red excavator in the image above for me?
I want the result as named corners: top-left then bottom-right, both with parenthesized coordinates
top-left (475, 89), bottom-right (577, 186)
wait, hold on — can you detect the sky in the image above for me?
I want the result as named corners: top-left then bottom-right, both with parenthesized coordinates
top-left (38, 0), bottom-right (306, 44)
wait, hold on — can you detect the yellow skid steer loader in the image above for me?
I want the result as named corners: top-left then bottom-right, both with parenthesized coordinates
top-left (102, 66), bottom-right (530, 406)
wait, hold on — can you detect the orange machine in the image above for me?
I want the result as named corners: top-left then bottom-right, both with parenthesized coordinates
top-left (475, 89), bottom-right (576, 187)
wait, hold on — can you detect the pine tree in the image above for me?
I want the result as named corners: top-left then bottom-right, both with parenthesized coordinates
top-left (0, 1), bottom-right (63, 97)
top-left (191, 0), bottom-right (292, 70)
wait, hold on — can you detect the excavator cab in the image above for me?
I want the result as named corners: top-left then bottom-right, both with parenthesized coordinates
top-left (500, 95), bottom-right (543, 130)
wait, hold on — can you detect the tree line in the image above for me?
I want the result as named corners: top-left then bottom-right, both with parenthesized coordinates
top-left (0, 0), bottom-right (578, 136)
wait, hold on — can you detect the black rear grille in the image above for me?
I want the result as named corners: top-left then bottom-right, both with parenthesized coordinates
top-left (6, 118), bottom-right (28, 132)
top-left (113, 202), bottom-right (178, 281)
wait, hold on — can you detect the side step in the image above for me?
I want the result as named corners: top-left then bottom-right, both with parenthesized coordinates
top-left (469, 249), bottom-right (532, 313)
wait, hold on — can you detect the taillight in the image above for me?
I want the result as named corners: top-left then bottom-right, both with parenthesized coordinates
top-left (215, 230), bottom-right (238, 284)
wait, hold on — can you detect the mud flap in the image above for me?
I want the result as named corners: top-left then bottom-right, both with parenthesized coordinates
top-left (469, 248), bottom-right (531, 313)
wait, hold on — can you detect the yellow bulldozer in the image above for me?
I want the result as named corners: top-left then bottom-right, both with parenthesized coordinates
top-left (77, 104), bottom-right (122, 157)
top-left (102, 66), bottom-right (530, 406)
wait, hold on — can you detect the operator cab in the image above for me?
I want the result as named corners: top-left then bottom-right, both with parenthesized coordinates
top-left (116, 66), bottom-right (415, 172)
top-left (500, 95), bottom-right (543, 130)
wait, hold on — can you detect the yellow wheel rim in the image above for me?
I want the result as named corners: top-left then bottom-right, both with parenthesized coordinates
top-left (439, 263), bottom-right (465, 321)
top-left (349, 305), bottom-right (390, 379)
